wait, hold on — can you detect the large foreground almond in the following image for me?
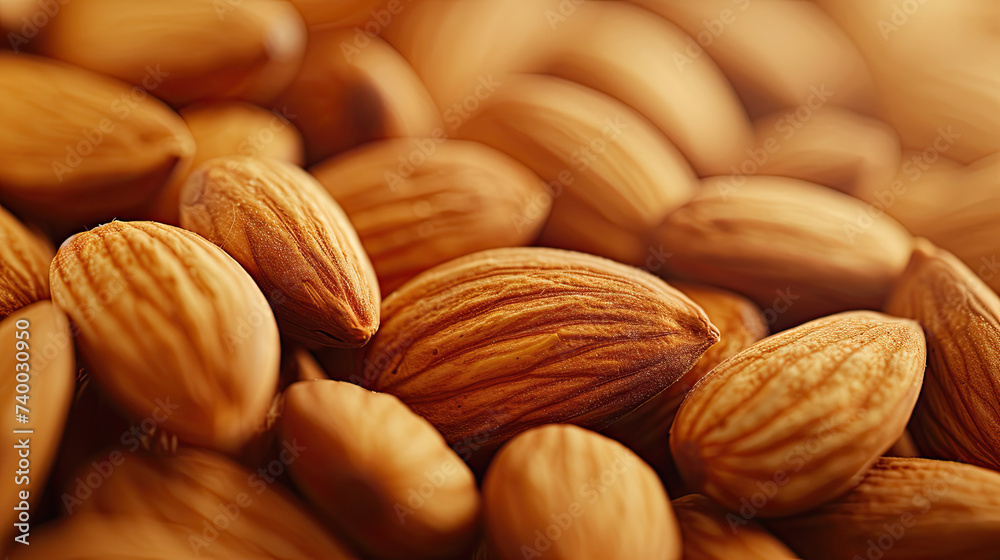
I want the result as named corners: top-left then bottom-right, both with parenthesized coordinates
top-left (0, 205), bottom-right (53, 320)
top-left (362, 247), bottom-right (719, 460)
top-left (483, 424), bottom-right (681, 560)
top-left (885, 239), bottom-right (1000, 471)
top-left (657, 176), bottom-right (914, 329)
top-left (0, 54), bottom-right (194, 228)
top-left (180, 156), bottom-right (380, 348)
top-left (311, 137), bottom-right (550, 294)
top-left (282, 380), bottom-right (480, 559)
top-left (766, 458), bottom-right (1000, 560)
top-left (671, 311), bottom-right (926, 517)
top-left (1, 302), bottom-right (75, 547)
top-left (49, 221), bottom-right (280, 452)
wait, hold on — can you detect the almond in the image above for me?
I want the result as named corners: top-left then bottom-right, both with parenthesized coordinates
top-left (272, 26), bottom-right (442, 165)
top-left (0, 53), bottom-right (194, 228)
top-left (604, 282), bottom-right (768, 477)
top-left (0, 205), bottom-right (53, 320)
top-left (311, 138), bottom-right (550, 294)
top-left (483, 424), bottom-right (681, 560)
top-left (179, 156), bottom-right (381, 348)
top-left (282, 380), bottom-right (480, 559)
top-left (361, 247), bottom-right (719, 462)
top-left (49, 221), bottom-right (280, 452)
top-left (672, 494), bottom-right (799, 560)
top-left (285, 0), bottom-right (395, 28)
top-left (656, 176), bottom-right (914, 329)
top-left (766, 457), bottom-right (1000, 560)
top-left (457, 74), bottom-right (697, 266)
top-left (35, 0), bottom-right (307, 106)
top-left (1, 302), bottom-right (75, 547)
top-left (884, 239), bottom-right (1000, 471)
top-left (66, 448), bottom-right (358, 559)
top-left (671, 311), bottom-right (926, 517)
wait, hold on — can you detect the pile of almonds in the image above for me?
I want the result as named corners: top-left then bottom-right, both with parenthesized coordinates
top-left (1, 0), bottom-right (998, 558)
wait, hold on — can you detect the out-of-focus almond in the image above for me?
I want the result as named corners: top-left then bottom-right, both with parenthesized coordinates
top-left (1, 302), bottom-right (75, 546)
top-left (657, 176), bottom-right (914, 329)
top-left (49, 221), bottom-right (280, 452)
top-left (672, 494), bottom-right (799, 560)
top-left (272, 27), bottom-right (442, 165)
top-left (282, 380), bottom-right (480, 559)
top-left (35, 0), bottom-right (306, 106)
top-left (179, 156), bottom-right (381, 348)
top-left (285, 0), bottom-right (395, 28)
top-left (671, 311), bottom-right (926, 517)
top-left (68, 448), bottom-right (358, 559)
top-left (458, 74), bottom-right (697, 266)
top-left (362, 247), bottom-right (719, 461)
top-left (885, 239), bottom-right (1000, 471)
top-left (604, 282), bottom-right (768, 476)
top-left (311, 138), bottom-right (550, 294)
top-left (483, 424), bottom-right (681, 560)
top-left (0, 205), bottom-right (53, 320)
top-left (766, 457), bottom-right (1000, 560)
top-left (0, 54), bottom-right (194, 228)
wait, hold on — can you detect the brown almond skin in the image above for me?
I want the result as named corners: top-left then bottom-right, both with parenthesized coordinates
top-left (483, 424), bottom-right (682, 560)
top-left (672, 494), bottom-right (799, 560)
top-left (34, 0), bottom-right (306, 107)
top-left (0, 205), bottom-right (53, 320)
top-left (1, 302), bottom-right (75, 547)
top-left (766, 458), bottom-right (1000, 560)
top-left (0, 54), bottom-right (194, 229)
top-left (603, 283), bottom-right (768, 478)
top-left (363, 247), bottom-right (719, 463)
top-left (65, 448), bottom-right (358, 559)
top-left (671, 311), bottom-right (926, 517)
top-left (885, 239), bottom-right (1000, 471)
top-left (311, 138), bottom-right (551, 294)
top-left (657, 176), bottom-right (914, 329)
top-left (180, 156), bottom-right (381, 348)
top-left (282, 380), bottom-right (481, 560)
top-left (49, 221), bottom-right (280, 453)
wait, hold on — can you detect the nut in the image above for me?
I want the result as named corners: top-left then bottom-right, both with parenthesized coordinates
top-left (885, 239), bottom-right (1000, 470)
top-left (281, 379), bottom-right (480, 559)
top-left (180, 156), bottom-right (381, 348)
top-left (0, 205), bottom-right (54, 320)
top-left (483, 424), bottom-right (681, 560)
top-left (671, 311), bottom-right (926, 516)
top-left (311, 137), bottom-right (550, 294)
top-left (49, 221), bottom-right (280, 452)
top-left (672, 494), bottom-right (799, 560)
top-left (766, 457), bottom-right (1000, 560)
top-left (363, 247), bottom-right (719, 461)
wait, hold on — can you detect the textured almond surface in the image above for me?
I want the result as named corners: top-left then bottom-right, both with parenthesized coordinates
top-left (282, 380), bottom-right (480, 559)
top-left (311, 138), bottom-right (550, 294)
top-left (0, 53), bottom-right (194, 226)
top-left (672, 494), bottom-right (799, 560)
top-left (885, 239), bottom-right (1000, 470)
top-left (604, 282), bottom-right (768, 474)
top-left (274, 27), bottom-right (442, 165)
top-left (36, 0), bottom-right (306, 106)
top-left (68, 448), bottom-right (357, 559)
top-left (483, 424), bottom-right (681, 560)
top-left (671, 311), bottom-right (926, 517)
top-left (364, 247), bottom-right (719, 460)
top-left (0, 205), bottom-right (53, 320)
top-left (49, 221), bottom-right (280, 452)
top-left (657, 176), bottom-right (914, 329)
top-left (0, 302), bottom-right (75, 547)
top-left (767, 458), bottom-right (1000, 560)
top-left (180, 156), bottom-right (380, 348)
top-left (458, 74), bottom-right (697, 266)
